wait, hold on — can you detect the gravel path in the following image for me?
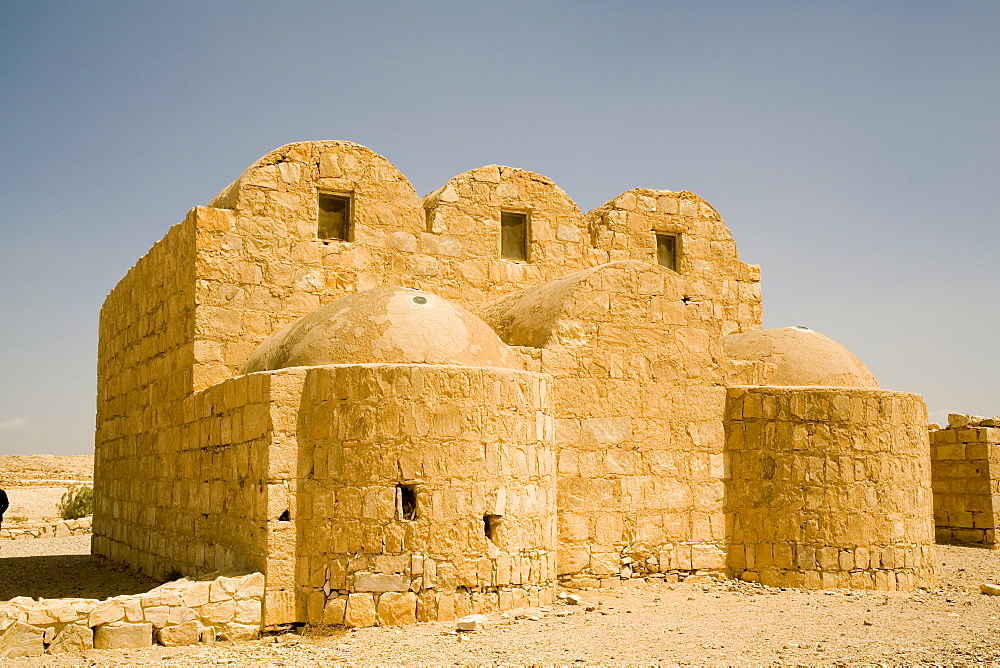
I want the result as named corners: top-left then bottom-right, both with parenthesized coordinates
top-left (5, 539), bottom-right (1000, 665)
top-left (0, 534), bottom-right (158, 601)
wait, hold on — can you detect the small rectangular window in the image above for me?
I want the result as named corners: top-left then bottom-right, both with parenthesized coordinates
top-left (656, 233), bottom-right (679, 272)
top-left (318, 193), bottom-right (352, 241)
top-left (397, 484), bottom-right (417, 521)
top-left (500, 211), bottom-right (528, 261)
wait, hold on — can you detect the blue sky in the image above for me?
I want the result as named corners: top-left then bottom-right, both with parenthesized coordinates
top-left (1, 1), bottom-right (998, 455)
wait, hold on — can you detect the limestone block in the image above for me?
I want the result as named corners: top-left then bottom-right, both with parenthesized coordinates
top-left (144, 605), bottom-right (170, 628)
top-left (344, 593), bottom-right (376, 628)
top-left (265, 589), bottom-right (295, 626)
top-left (181, 582), bottom-right (211, 607)
top-left (219, 623), bottom-right (258, 641)
top-left (209, 576), bottom-right (242, 602)
top-left (46, 623), bottom-right (93, 654)
top-left (124, 597), bottom-right (144, 622)
top-left (94, 622), bottom-right (153, 649)
top-left (235, 573), bottom-right (265, 600)
top-left (0, 621), bottom-right (45, 658)
top-left (199, 600), bottom-right (235, 625)
top-left (376, 592), bottom-right (417, 626)
top-left (89, 599), bottom-right (126, 627)
top-left (322, 596), bottom-right (346, 625)
top-left (354, 572), bottom-right (409, 592)
top-left (159, 620), bottom-right (202, 647)
top-left (234, 599), bottom-right (263, 626)
top-left (167, 606), bottom-right (198, 626)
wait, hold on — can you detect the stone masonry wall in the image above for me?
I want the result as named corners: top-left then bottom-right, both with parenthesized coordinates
top-left (929, 414), bottom-right (1000, 546)
top-left (94, 212), bottom-right (197, 576)
top-left (94, 371), bottom-right (274, 582)
top-left (725, 387), bottom-right (935, 590)
top-left (192, 142), bottom-right (763, 386)
top-left (0, 572), bottom-right (263, 658)
top-left (292, 364), bottom-right (558, 627)
top-left (481, 261), bottom-right (732, 581)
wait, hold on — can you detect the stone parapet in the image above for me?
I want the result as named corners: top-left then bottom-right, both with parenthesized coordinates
top-left (929, 414), bottom-right (1000, 546)
top-left (724, 387), bottom-right (935, 590)
top-left (0, 572), bottom-right (263, 658)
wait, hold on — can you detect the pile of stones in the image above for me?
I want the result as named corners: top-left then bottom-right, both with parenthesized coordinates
top-left (0, 516), bottom-right (92, 541)
top-left (0, 571), bottom-right (263, 658)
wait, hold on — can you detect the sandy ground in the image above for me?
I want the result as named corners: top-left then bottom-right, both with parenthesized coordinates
top-left (0, 534), bottom-right (157, 601)
top-left (3, 537), bottom-right (999, 666)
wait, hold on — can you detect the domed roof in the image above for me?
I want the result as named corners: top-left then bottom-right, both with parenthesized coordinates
top-left (240, 287), bottom-right (525, 373)
top-left (724, 326), bottom-right (879, 388)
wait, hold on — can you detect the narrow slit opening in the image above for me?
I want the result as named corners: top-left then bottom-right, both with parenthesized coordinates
top-left (398, 484), bottom-right (417, 521)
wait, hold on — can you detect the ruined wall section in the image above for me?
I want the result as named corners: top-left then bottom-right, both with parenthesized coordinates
top-left (481, 260), bottom-right (731, 582)
top-left (929, 414), bottom-right (1000, 546)
top-left (585, 189), bottom-right (762, 337)
top-left (292, 364), bottom-right (557, 627)
top-left (94, 212), bottom-right (197, 573)
top-left (725, 387), bottom-right (935, 590)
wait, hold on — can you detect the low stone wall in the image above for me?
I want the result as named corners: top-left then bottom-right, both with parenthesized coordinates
top-left (0, 572), bottom-right (263, 658)
top-left (930, 414), bottom-right (1000, 546)
top-left (0, 516), bottom-right (92, 541)
top-left (724, 387), bottom-right (935, 590)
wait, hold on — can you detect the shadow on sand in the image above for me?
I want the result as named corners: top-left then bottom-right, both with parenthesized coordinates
top-left (0, 554), bottom-right (159, 601)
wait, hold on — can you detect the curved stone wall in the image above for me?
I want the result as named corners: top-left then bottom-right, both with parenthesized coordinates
top-left (724, 387), bottom-right (935, 590)
top-left (294, 363), bottom-right (557, 625)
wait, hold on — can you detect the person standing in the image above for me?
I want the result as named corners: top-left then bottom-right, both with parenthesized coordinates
top-left (0, 487), bottom-right (7, 531)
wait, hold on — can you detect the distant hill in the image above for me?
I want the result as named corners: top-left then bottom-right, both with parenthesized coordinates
top-left (0, 454), bottom-right (93, 487)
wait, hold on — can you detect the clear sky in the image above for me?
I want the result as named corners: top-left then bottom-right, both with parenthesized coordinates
top-left (1, 1), bottom-right (998, 455)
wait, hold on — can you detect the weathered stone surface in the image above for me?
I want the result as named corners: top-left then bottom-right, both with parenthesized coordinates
top-left (94, 622), bottom-right (153, 649)
top-left (159, 620), bottom-right (202, 647)
top-left (0, 621), bottom-right (44, 658)
top-left (89, 599), bottom-right (125, 627)
top-left (354, 573), bottom-right (409, 592)
top-left (219, 623), bottom-right (258, 641)
top-left (46, 624), bottom-right (93, 654)
top-left (344, 593), bottom-right (376, 628)
top-left (456, 613), bottom-right (487, 631)
top-left (376, 592), bottom-right (416, 626)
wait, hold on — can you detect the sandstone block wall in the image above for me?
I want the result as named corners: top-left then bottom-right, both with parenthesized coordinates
top-left (94, 371), bottom-right (274, 581)
top-left (725, 387), bottom-right (935, 590)
top-left (481, 260), bottom-right (733, 580)
top-left (0, 572), bottom-right (263, 658)
top-left (94, 212), bottom-right (197, 577)
top-left (930, 414), bottom-right (1000, 546)
top-left (291, 364), bottom-right (558, 626)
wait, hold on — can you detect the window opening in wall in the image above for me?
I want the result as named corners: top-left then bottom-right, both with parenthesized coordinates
top-left (277, 509), bottom-right (290, 522)
top-left (483, 514), bottom-right (502, 542)
top-left (656, 233), bottom-right (679, 272)
top-left (500, 211), bottom-right (528, 261)
top-left (397, 484), bottom-right (417, 521)
top-left (318, 192), bottom-right (352, 241)
top-left (424, 206), bottom-right (436, 233)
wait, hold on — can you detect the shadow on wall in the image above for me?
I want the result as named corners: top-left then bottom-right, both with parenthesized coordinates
top-left (0, 555), bottom-right (159, 601)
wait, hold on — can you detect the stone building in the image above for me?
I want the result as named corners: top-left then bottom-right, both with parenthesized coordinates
top-left (94, 141), bottom-right (936, 628)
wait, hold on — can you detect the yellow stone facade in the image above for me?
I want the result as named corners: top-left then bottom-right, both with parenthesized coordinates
top-left (95, 140), bottom-right (935, 628)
